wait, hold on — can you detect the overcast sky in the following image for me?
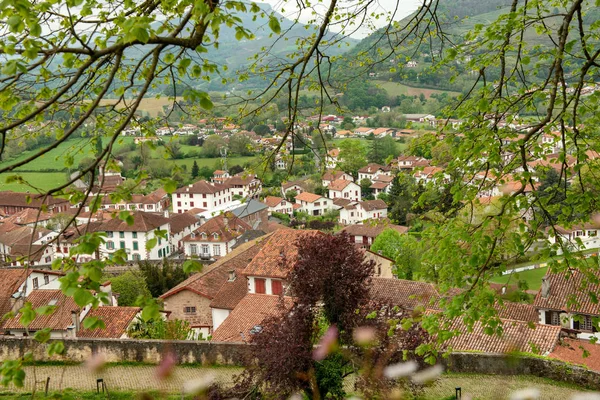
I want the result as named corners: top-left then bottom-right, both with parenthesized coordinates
top-left (261, 0), bottom-right (422, 38)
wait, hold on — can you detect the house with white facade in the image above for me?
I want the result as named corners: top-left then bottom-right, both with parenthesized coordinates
top-left (182, 214), bottom-right (251, 260)
top-left (370, 175), bottom-right (395, 196)
top-left (172, 180), bottom-right (233, 214)
top-left (328, 179), bottom-right (361, 202)
top-left (98, 212), bottom-right (171, 261)
top-left (358, 163), bottom-right (392, 183)
top-left (0, 225), bottom-right (58, 267)
top-left (322, 170), bottom-right (353, 187)
top-left (295, 192), bottom-right (335, 216)
top-left (338, 221), bottom-right (408, 248)
top-left (548, 215), bottom-right (600, 253)
top-left (224, 173), bottom-right (262, 200)
top-left (264, 196), bottom-right (294, 216)
top-left (338, 200), bottom-right (388, 225)
top-left (325, 148), bottom-right (340, 169)
top-left (281, 179), bottom-right (309, 198)
top-left (534, 271), bottom-right (600, 340)
top-left (169, 212), bottom-right (201, 255)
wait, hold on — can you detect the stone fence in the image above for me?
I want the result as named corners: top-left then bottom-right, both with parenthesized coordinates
top-left (1, 338), bottom-right (600, 389)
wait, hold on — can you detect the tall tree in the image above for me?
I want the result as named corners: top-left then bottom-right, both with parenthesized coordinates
top-left (338, 139), bottom-right (368, 178)
top-left (191, 160), bottom-right (199, 178)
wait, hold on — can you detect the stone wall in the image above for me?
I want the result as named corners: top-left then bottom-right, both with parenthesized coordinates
top-left (2, 338), bottom-right (600, 390)
top-left (0, 337), bottom-right (252, 365)
top-left (443, 352), bottom-right (600, 390)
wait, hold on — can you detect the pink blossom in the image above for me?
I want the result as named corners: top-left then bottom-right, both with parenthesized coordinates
top-left (313, 325), bottom-right (338, 361)
top-left (156, 351), bottom-right (177, 380)
top-left (85, 352), bottom-right (106, 374)
top-left (353, 326), bottom-right (377, 346)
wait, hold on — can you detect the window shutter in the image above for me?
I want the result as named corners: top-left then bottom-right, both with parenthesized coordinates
top-left (545, 311), bottom-right (552, 325)
top-left (272, 280), bottom-right (283, 296)
top-left (255, 278), bottom-right (266, 294)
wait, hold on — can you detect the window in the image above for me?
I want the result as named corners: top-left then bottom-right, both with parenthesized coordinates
top-left (190, 244), bottom-right (198, 255)
top-left (158, 238), bottom-right (162, 245)
top-left (190, 202), bottom-right (194, 207)
top-left (158, 249), bottom-right (162, 257)
top-left (203, 194), bottom-right (207, 198)
top-left (213, 244), bottom-right (220, 256)
top-left (201, 244), bottom-right (209, 254)
top-left (177, 194), bottom-right (181, 198)
top-left (32, 277), bottom-right (39, 289)
top-left (184, 306), bottom-right (196, 314)
top-left (574, 315), bottom-right (597, 332)
top-left (107, 232), bottom-right (113, 238)
top-left (132, 253), bottom-right (141, 261)
top-left (255, 278), bottom-right (266, 294)
top-left (272, 280), bottom-right (283, 296)
top-left (590, 230), bottom-right (598, 237)
top-left (107, 241), bottom-right (114, 250)
top-left (133, 241), bottom-right (139, 251)
top-left (177, 201), bottom-right (181, 207)
top-left (43, 274), bottom-right (49, 285)
top-left (132, 232), bottom-right (137, 239)
top-left (119, 231), bottom-right (125, 238)
top-left (120, 241), bottom-right (125, 249)
top-left (203, 202), bottom-right (207, 208)
top-left (545, 311), bottom-right (561, 326)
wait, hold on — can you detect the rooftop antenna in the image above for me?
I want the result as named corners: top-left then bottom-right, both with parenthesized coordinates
top-left (220, 147), bottom-right (228, 172)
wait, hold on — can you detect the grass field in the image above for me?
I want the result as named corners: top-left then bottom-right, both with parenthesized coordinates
top-left (0, 172), bottom-right (67, 192)
top-left (331, 137), bottom-right (408, 153)
top-left (373, 80), bottom-right (461, 98)
top-left (490, 267), bottom-right (548, 290)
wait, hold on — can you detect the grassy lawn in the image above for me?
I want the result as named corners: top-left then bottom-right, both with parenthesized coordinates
top-left (490, 266), bottom-right (548, 290)
top-left (0, 172), bottom-right (69, 192)
top-left (373, 80), bottom-right (461, 98)
top-left (331, 137), bottom-right (407, 154)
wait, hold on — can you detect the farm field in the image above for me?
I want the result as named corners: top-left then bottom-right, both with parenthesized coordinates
top-left (0, 172), bottom-right (67, 193)
top-left (97, 97), bottom-right (185, 117)
top-left (373, 80), bottom-right (461, 98)
top-left (331, 137), bottom-right (408, 153)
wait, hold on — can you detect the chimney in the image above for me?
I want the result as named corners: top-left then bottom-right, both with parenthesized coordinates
top-left (71, 310), bottom-right (80, 336)
top-left (228, 270), bottom-right (236, 281)
top-left (541, 276), bottom-right (550, 298)
top-left (100, 282), bottom-right (114, 306)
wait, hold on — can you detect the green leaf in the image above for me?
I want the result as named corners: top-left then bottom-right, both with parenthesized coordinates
top-left (82, 316), bottom-right (106, 330)
top-left (268, 16), bottom-right (281, 34)
top-left (182, 260), bottom-right (203, 274)
top-left (200, 96), bottom-right (213, 110)
top-left (163, 179), bottom-right (178, 194)
top-left (146, 238), bottom-right (157, 251)
top-left (48, 341), bottom-right (65, 356)
top-left (73, 289), bottom-right (93, 307)
top-left (19, 303), bottom-right (36, 327)
top-left (33, 328), bottom-right (52, 344)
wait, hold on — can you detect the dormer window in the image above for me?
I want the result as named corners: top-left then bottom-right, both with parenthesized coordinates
top-left (213, 233), bottom-right (219, 240)
top-left (201, 233), bottom-right (207, 240)
top-left (191, 232), bottom-right (196, 239)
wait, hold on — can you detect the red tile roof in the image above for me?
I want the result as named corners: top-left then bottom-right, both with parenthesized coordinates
top-left (182, 214), bottom-right (251, 243)
top-left (549, 338), bottom-right (600, 371)
top-left (3, 290), bottom-right (78, 331)
top-left (370, 278), bottom-right (440, 310)
top-left (169, 212), bottom-right (199, 234)
top-left (358, 163), bottom-right (386, 174)
top-left (322, 170), bottom-right (350, 182)
top-left (242, 229), bottom-right (321, 278)
top-left (99, 212), bottom-right (169, 232)
top-left (370, 182), bottom-right (390, 190)
top-left (264, 196), bottom-right (284, 208)
top-left (211, 294), bottom-right (293, 342)
top-left (2, 209), bottom-right (53, 225)
top-left (533, 270), bottom-right (600, 315)
top-left (294, 192), bottom-right (323, 203)
top-left (441, 317), bottom-right (560, 355)
top-left (359, 200), bottom-right (388, 211)
top-left (496, 301), bottom-right (539, 322)
top-left (328, 179), bottom-right (355, 191)
top-left (175, 180), bottom-right (230, 194)
top-left (0, 191), bottom-right (69, 209)
top-left (0, 269), bottom-right (29, 324)
top-left (78, 307), bottom-right (140, 338)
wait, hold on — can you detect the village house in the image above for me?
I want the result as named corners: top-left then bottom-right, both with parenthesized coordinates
top-left (325, 148), bottom-right (340, 169)
top-left (328, 179), bottom-right (361, 202)
top-left (534, 270), bottom-right (600, 340)
top-left (281, 179), bottom-right (310, 198)
top-left (0, 191), bottom-right (70, 217)
top-left (322, 170), bottom-right (354, 187)
top-left (224, 173), bottom-right (262, 200)
top-left (294, 192), bottom-right (335, 216)
top-left (414, 166), bottom-right (446, 184)
top-left (338, 221), bottom-right (408, 248)
top-left (358, 163), bottom-right (392, 183)
top-left (98, 211), bottom-right (171, 261)
top-left (394, 155), bottom-right (430, 170)
top-left (212, 170), bottom-right (230, 185)
top-left (182, 213), bottom-right (252, 260)
top-left (0, 225), bottom-right (57, 266)
top-left (264, 196), bottom-right (294, 216)
top-left (354, 127), bottom-right (374, 137)
top-left (172, 180), bottom-right (233, 214)
top-left (547, 215), bottom-right (600, 253)
top-left (168, 212), bottom-right (201, 255)
top-left (51, 222), bottom-right (104, 263)
top-left (370, 175), bottom-right (395, 195)
top-left (161, 237), bottom-right (267, 337)
top-left (338, 200), bottom-right (388, 225)
top-left (1, 209), bottom-right (54, 228)
top-left (89, 188), bottom-right (169, 213)
top-left (230, 199), bottom-right (269, 228)
top-left (403, 114), bottom-right (435, 124)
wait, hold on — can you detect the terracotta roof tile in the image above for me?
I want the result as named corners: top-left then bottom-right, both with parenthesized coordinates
top-left (294, 192), bottom-right (323, 203)
top-left (175, 180), bottom-right (230, 194)
top-left (328, 179), bottom-right (354, 191)
top-left (549, 338), bottom-right (600, 371)
top-left (441, 316), bottom-right (560, 355)
top-left (0, 191), bottom-right (69, 209)
top-left (99, 211), bottom-right (169, 232)
top-left (497, 301), bottom-right (539, 322)
top-left (358, 163), bottom-right (385, 174)
top-left (78, 307), bottom-right (140, 338)
top-left (169, 212), bottom-right (199, 234)
top-left (2, 209), bottom-right (53, 225)
top-left (3, 290), bottom-right (78, 331)
top-left (370, 182), bottom-right (390, 190)
top-left (370, 278), bottom-right (440, 310)
top-left (533, 270), bottom-right (600, 315)
top-left (264, 196), bottom-right (284, 207)
top-left (322, 170), bottom-right (351, 182)
top-left (0, 269), bottom-right (29, 323)
top-left (359, 200), bottom-right (388, 211)
top-left (211, 294), bottom-right (293, 342)
top-left (333, 198), bottom-right (353, 207)
top-left (242, 229), bottom-right (321, 278)
top-left (182, 214), bottom-right (251, 243)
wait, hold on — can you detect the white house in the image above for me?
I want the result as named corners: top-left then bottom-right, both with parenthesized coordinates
top-left (548, 216), bottom-right (600, 253)
top-left (328, 179), bottom-right (361, 202)
top-left (325, 148), bottom-right (340, 169)
top-left (322, 170), bottom-right (353, 187)
top-left (182, 214), bottom-right (252, 260)
top-left (98, 212), bottom-right (171, 261)
top-left (370, 175), bottom-right (395, 196)
top-left (358, 163), bottom-right (392, 183)
top-left (169, 212), bottom-right (201, 255)
top-left (338, 200), bottom-right (388, 225)
top-left (223, 173), bottom-right (262, 200)
top-left (295, 192), bottom-right (335, 216)
top-left (172, 180), bottom-right (234, 214)
top-left (264, 196), bottom-right (294, 216)
top-left (281, 179), bottom-right (309, 198)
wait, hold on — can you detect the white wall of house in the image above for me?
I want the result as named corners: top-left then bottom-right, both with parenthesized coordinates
top-left (184, 238), bottom-right (232, 259)
top-left (269, 200), bottom-right (293, 216)
top-left (548, 229), bottom-right (600, 254)
top-left (296, 197), bottom-right (335, 216)
top-left (328, 182), bottom-right (361, 202)
top-left (211, 308), bottom-right (231, 332)
top-left (99, 222), bottom-right (171, 261)
top-left (18, 271), bottom-right (62, 296)
top-left (537, 308), bottom-right (600, 340)
top-left (172, 187), bottom-right (233, 214)
top-left (281, 184), bottom-right (304, 197)
top-left (229, 180), bottom-right (262, 199)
